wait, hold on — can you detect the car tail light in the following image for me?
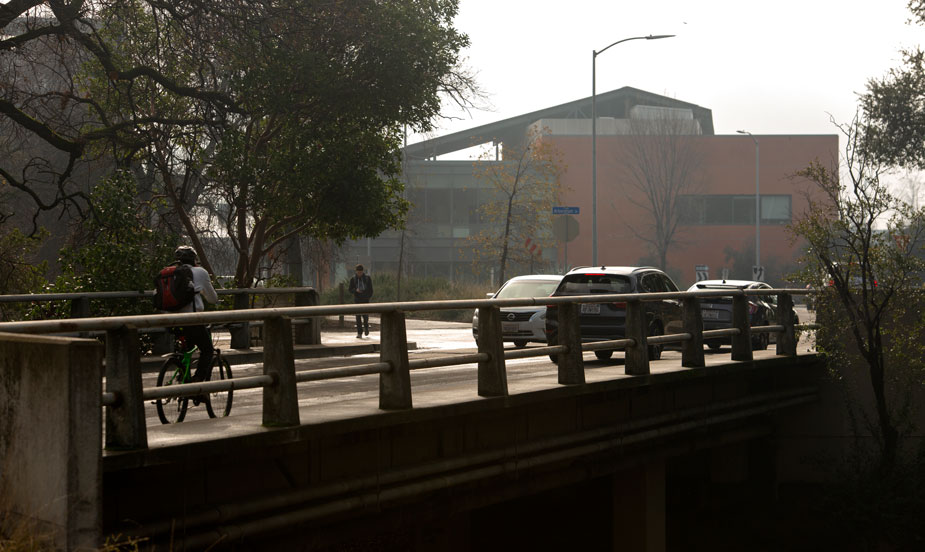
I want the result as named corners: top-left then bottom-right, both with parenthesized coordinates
top-left (613, 301), bottom-right (626, 308)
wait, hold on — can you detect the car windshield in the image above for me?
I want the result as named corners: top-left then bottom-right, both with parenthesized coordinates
top-left (559, 274), bottom-right (633, 294)
top-left (495, 280), bottom-right (560, 299)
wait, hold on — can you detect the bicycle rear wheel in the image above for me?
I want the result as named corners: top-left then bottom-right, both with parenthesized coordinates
top-left (205, 355), bottom-right (233, 418)
top-left (156, 357), bottom-right (189, 424)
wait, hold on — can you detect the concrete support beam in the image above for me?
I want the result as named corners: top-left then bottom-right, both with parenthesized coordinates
top-left (556, 302), bottom-right (585, 385)
top-left (731, 294), bottom-right (753, 361)
top-left (105, 326), bottom-right (147, 450)
top-left (681, 296), bottom-right (705, 368)
top-left (625, 300), bottom-right (650, 375)
top-left (776, 292), bottom-right (797, 356)
top-left (262, 316), bottom-right (300, 427)
top-left (476, 305), bottom-right (508, 397)
top-left (379, 310), bottom-right (412, 409)
top-left (0, 332), bottom-right (103, 550)
top-left (612, 461), bottom-right (666, 552)
top-left (294, 289), bottom-right (321, 345)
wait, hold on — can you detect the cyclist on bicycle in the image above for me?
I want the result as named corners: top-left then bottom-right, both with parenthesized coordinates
top-left (169, 246), bottom-right (218, 392)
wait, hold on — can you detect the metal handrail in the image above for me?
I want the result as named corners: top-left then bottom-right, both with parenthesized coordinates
top-left (0, 286), bottom-right (318, 303)
top-left (0, 288), bottom-right (810, 334)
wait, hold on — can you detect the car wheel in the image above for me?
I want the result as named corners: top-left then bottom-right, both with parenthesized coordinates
top-left (648, 324), bottom-right (663, 360)
top-left (707, 341), bottom-right (722, 350)
top-left (594, 350), bottom-right (613, 361)
top-left (513, 340), bottom-right (528, 349)
top-left (752, 325), bottom-right (769, 350)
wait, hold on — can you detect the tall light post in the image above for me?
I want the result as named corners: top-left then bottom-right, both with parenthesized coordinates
top-left (737, 129), bottom-right (760, 277)
top-left (592, 34), bottom-right (674, 266)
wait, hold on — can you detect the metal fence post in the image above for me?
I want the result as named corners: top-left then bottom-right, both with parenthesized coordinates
top-left (230, 292), bottom-right (252, 349)
top-left (294, 288), bottom-right (321, 345)
top-left (105, 325), bottom-right (147, 450)
top-left (262, 316), bottom-right (300, 427)
top-left (379, 310), bottom-right (412, 409)
top-left (776, 292), bottom-right (797, 356)
top-left (625, 300), bottom-right (650, 375)
top-left (338, 283), bottom-right (346, 328)
top-left (681, 296), bottom-right (705, 368)
top-left (477, 305), bottom-right (508, 397)
top-left (556, 302), bottom-right (585, 384)
top-left (731, 293), bottom-right (753, 361)
top-left (70, 295), bottom-right (90, 318)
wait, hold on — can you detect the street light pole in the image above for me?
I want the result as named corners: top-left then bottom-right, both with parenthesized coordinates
top-left (737, 130), bottom-right (760, 276)
top-left (591, 34), bottom-right (674, 266)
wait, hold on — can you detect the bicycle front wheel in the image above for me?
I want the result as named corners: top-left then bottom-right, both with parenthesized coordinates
top-left (156, 357), bottom-right (189, 424)
top-left (205, 355), bottom-right (233, 418)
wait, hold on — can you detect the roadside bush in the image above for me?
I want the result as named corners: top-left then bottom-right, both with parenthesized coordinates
top-left (320, 273), bottom-right (492, 322)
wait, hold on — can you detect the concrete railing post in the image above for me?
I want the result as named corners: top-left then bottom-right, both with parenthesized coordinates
top-left (294, 288), bottom-right (321, 345)
top-left (379, 310), bottom-right (412, 409)
top-left (625, 300), bottom-right (650, 375)
top-left (477, 305), bottom-right (508, 397)
top-left (105, 325), bottom-right (147, 450)
top-left (731, 293), bottom-right (753, 361)
top-left (776, 292), bottom-right (797, 356)
top-left (230, 292), bottom-right (251, 349)
top-left (262, 316), bottom-right (300, 427)
top-left (0, 333), bottom-right (104, 550)
top-left (556, 302), bottom-right (585, 384)
top-left (681, 296), bottom-right (705, 368)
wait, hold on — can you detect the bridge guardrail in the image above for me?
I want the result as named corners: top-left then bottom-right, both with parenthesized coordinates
top-left (0, 286), bottom-right (321, 348)
top-left (0, 288), bottom-right (813, 451)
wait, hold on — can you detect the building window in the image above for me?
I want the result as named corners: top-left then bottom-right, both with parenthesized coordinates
top-left (679, 194), bottom-right (790, 226)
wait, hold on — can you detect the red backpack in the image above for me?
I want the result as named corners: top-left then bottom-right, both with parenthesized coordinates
top-left (153, 263), bottom-right (196, 311)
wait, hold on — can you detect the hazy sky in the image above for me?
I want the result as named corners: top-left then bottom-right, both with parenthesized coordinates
top-left (413, 0), bottom-right (921, 148)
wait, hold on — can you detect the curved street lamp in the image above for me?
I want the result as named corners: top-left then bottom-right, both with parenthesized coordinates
top-left (737, 129), bottom-right (760, 278)
top-left (592, 34), bottom-right (675, 266)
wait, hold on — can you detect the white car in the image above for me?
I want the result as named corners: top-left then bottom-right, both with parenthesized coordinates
top-left (472, 274), bottom-right (563, 349)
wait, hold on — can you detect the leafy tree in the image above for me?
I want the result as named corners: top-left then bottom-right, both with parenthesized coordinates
top-left (0, 225), bottom-right (47, 320)
top-left (466, 127), bottom-right (564, 284)
top-left (0, 1), bottom-right (480, 287)
top-left (615, 112), bottom-right (704, 270)
top-left (861, 1), bottom-right (925, 168)
top-left (790, 114), bottom-right (925, 471)
top-left (45, 170), bottom-right (179, 317)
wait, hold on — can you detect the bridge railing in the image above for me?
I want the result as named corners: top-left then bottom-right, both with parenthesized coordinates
top-left (0, 286), bottom-right (321, 348)
top-left (0, 288), bottom-right (812, 451)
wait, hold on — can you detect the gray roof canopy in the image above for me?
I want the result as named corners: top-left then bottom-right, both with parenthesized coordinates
top-left (404, 87), bottom-right (714, 160)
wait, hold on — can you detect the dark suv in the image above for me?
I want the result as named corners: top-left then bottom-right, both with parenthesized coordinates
top-left (545, 266), bottom-right (683, 361)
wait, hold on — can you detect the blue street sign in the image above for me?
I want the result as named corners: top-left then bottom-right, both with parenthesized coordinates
top-left (552, 206), bottom-right (580, 215)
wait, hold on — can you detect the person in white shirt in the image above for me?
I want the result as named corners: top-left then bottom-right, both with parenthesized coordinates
top-left (172, 246), bottom-right (218, 387)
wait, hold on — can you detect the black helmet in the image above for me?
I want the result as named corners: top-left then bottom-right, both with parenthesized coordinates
top-left (174, 245), bottom-right (197, 265)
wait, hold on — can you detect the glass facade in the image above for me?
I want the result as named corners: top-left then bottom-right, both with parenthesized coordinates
top-left (679, 194), bottom-right (791, 226)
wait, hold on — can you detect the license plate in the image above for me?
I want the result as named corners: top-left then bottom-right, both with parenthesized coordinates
top-left (702, 310), bottom-right (720, 320)
top-left (580, 303), bottom-right (601, 315)
top-left (502, 322), bottom-right (519, 332)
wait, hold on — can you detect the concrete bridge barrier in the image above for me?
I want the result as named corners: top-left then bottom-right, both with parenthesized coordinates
top-left (0, 332), bottom-right (103, 550)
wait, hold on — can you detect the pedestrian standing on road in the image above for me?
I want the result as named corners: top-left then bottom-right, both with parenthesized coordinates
top-left (349, 264), bottom-right (373, 338)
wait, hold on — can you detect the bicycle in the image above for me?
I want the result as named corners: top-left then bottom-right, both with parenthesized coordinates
top-left (154, 327), bottom-right (234, 424)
